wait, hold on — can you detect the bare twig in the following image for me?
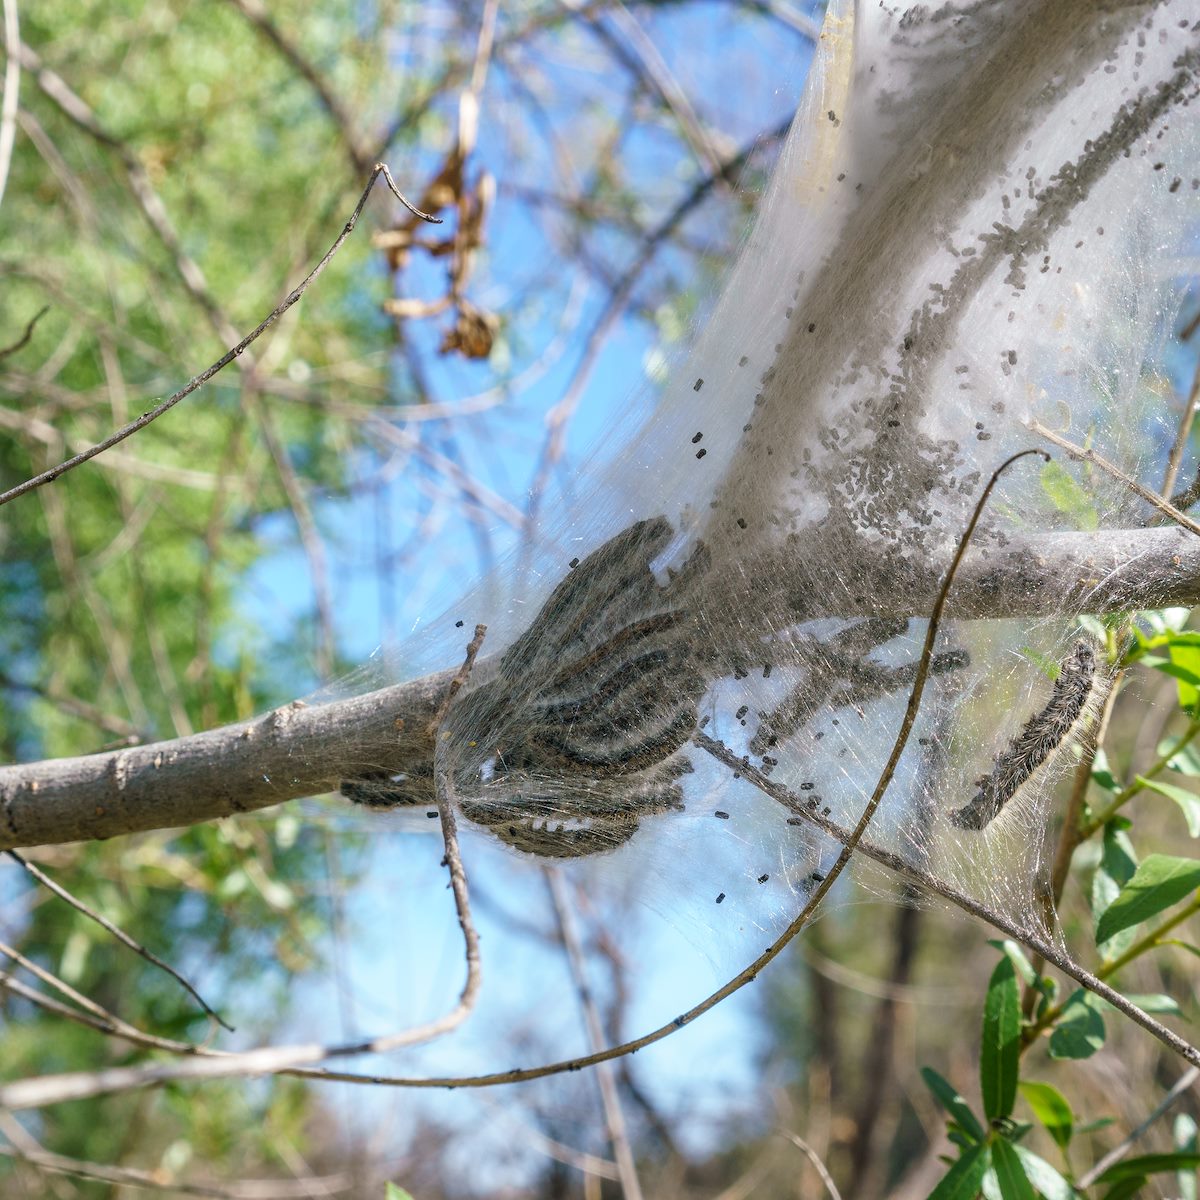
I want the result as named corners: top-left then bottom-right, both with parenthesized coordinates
top-left (0, 634), bottom-right (488, 1110)
top-left (0, 952), bottom-right (207, 1056)
top-left (469, 0), bottom-right (501, 96)
top-left (1077, 1066), bottom-right (1200, 1189)
top-left (429, 623), bottom-right (488, 733)
top-left (1028, 419), bottom-right (1200, 536)
top-left (0, 453), bottom-right (1077, 1108)
top-left (522, 114), bottom-right (791, 541)
top-left (1162, 357), bottom-right (1200, 498)
top-left (256, 400), bottom-right (336, 681)
top-left (546, 869), bottom-right (644, 1200)
top-left (0, 159), bottom-right (436, 511)
top-left (0, 0), bottom-right (18, 210)
top-left (779, 1129), bottom-right (843, 1200)
top-left (0, 668), bottom-right (141, 739)
top-left (0, 1114), bottom-right (354, 1199)
top-left (0, 305), bottom-right (47, 361)
top-left (4, 849), bottom-right (233, 1030)
top-left (225, 0), bottom-right (369, 175)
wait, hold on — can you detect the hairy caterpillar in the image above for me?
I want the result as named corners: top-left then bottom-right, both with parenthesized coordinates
top-left (950, 639), bottom-right (1099, 831)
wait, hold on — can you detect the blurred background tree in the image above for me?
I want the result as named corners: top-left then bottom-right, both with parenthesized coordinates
top-left (2, 2), bottom-right (1200, 1198)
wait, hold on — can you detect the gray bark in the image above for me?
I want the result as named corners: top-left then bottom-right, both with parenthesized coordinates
top-left (2, 525), bottom-right (1193, 851)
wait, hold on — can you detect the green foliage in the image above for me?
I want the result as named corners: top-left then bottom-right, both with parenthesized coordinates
top-left (1017, 1083), bottom-right (1073, 1153)
top-left (922, 618), bottom-right (1200, 1200)
top-left (980, 958), bottom-right (1020, 1123)
top-left (1093, 854), bottom-right (1200, 945)
top-left (1039, 461), bottom-right (1098, 531)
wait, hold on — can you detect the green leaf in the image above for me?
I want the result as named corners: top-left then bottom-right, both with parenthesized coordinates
top-left (991, 1139), bottom-right (1035, 1200)
top-left (1176, 1113), bottom-right (1198, 1200)
top-left (1172, 643), bottom-right (1200, 712)
top-left (1124, 993), bottom-right (1184, 1017)
top-left (922, 1068), bottom-right (986, 1143)
top-left (1048, 990), bottom-right (1106, 1060)
top-left (927, 1144), bottom-right (991, 1200)
top-left (1095, 1152), bottom-right (1200, 1185)
top-left (988, 940), bottom-right (1037, 987)
top-left (1018, 1081), bottom-right (1073, 1151)
top-left (1091, 748), bottom-right (1118, 792)
top-left (1163, 739), bottom-right (1200, 777)
top-left (1094, 854), bottom-right (1200, 944)
top-left (1019, 646), bottom-right (1062, 679)
top-left (1100, 1178), bottom-right (1146, 1200)
top-left (1076, 1117), bottom-right (1116, 1136)
top-left (1040, 462), bottom-right (1098, 530)
top-left (1013, 1147), bottom-right (1074, 1200)
top-left (1140, 775), bottom-right (1200, 836)
top-left (980, 957), bottom-right (1021, 1122)
top-left (1093, 822), bottom-right (1138, 960)
top-left (385, 1185), bottom-right (415, 1200)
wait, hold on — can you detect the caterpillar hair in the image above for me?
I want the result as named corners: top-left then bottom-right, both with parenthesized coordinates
top-left (950, 639), bottom-right (1100, 831)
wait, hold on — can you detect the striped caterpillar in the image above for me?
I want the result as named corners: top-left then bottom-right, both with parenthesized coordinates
top-left (950, 639), bottom-right (1100, 831)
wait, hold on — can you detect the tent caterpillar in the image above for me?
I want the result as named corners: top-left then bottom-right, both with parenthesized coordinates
top-left (950, 639), bottom-right (1099, 831)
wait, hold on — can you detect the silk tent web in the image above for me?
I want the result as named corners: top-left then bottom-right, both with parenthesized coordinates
top-left (331, 0), bottom-right (1200, 980)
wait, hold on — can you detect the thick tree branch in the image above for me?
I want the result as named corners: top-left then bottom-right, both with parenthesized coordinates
top-left (1, 525), bottom-right (1195, 851)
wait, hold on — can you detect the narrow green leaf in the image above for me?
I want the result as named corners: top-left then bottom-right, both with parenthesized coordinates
top-left (385, 1185), bottom-right (415, 1200)
top-left (1018, 1081), bottom-right (1073, 1151)
top-left (1100, 1177), bottom-right (1146, 1200)
top-left (991, 1139), bottom-right (1035, 1200)
top-left (1095, 854), bottom-right (1200, 944)
top-left (1140, 655), bottom-right (1200, 709)
top-left (1048, 990), bottom-right (1106, 1060)
top-left (1176, 1113), bottom-right (1198, 1200)
top-left (922, 1068), bottom-right (986, 1143)
top-left (1019, 646), bottom-right (1061, 678)
top-left (1140, 776), bottom-right (1200, 836)
top-left (927, 1144), bottom-right (991, 1200)
top-left (1172, 643), bottom-right (1200, 712)
top-left (1162, 739), bottom-right (1200, 777)
top-left (1040, 462), bottom-right (1098, 530)
top-left (1095, 1152), bottom-right (1200, 1185)
top-left (1094, 821), bottom-right (1138, 960)
top-left (1076, 1117), bottom-right (1116, 1136)
top-left (980, 957), bottom-right (1021, 1122)
top-left (988, 940), bottom-right (1037, 987)
top-left (1013, 1147), bottom-right (1074, 1200)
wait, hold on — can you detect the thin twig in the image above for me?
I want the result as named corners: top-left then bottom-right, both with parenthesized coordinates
top-left (428, 623), bottom-right (488, 733)
top-left (0, 958), bottom-right (207, 1056)
top-left (522, 114), bottom-right (790, 546)
top-left (1077, 1066), bottom-right (1200, 1188)
top-left (0, 0), bottom-right (18, 210)
top-left (0, 1116), bottom-right (354, 1199)
top-left (469, 0), bottom-right (501, 97)
top-left (1162, 357), bottom-right (1200, 498)
top-left (1028, 419), bottom-right (1200, 536)
top-left (546, 869), bottom-right (644, 1200)
top-left (779, 1129), bottom-right (843, 1200)
top-left (255, 400), bottom-right (335, 681)
top-left (0, 161), bottom-right (437, 511)
top-left (0, 668), bottom-right (141, 739)
top-left (0, 305), bottom-right (47, 361)
top-left (4, 849), bottom-right (233, 1031)
top-left (225, 0), bottom-right (369, 175)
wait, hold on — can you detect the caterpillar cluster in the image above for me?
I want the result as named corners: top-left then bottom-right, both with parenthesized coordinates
top-left (950, 639), bottom-right (1100, 831)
